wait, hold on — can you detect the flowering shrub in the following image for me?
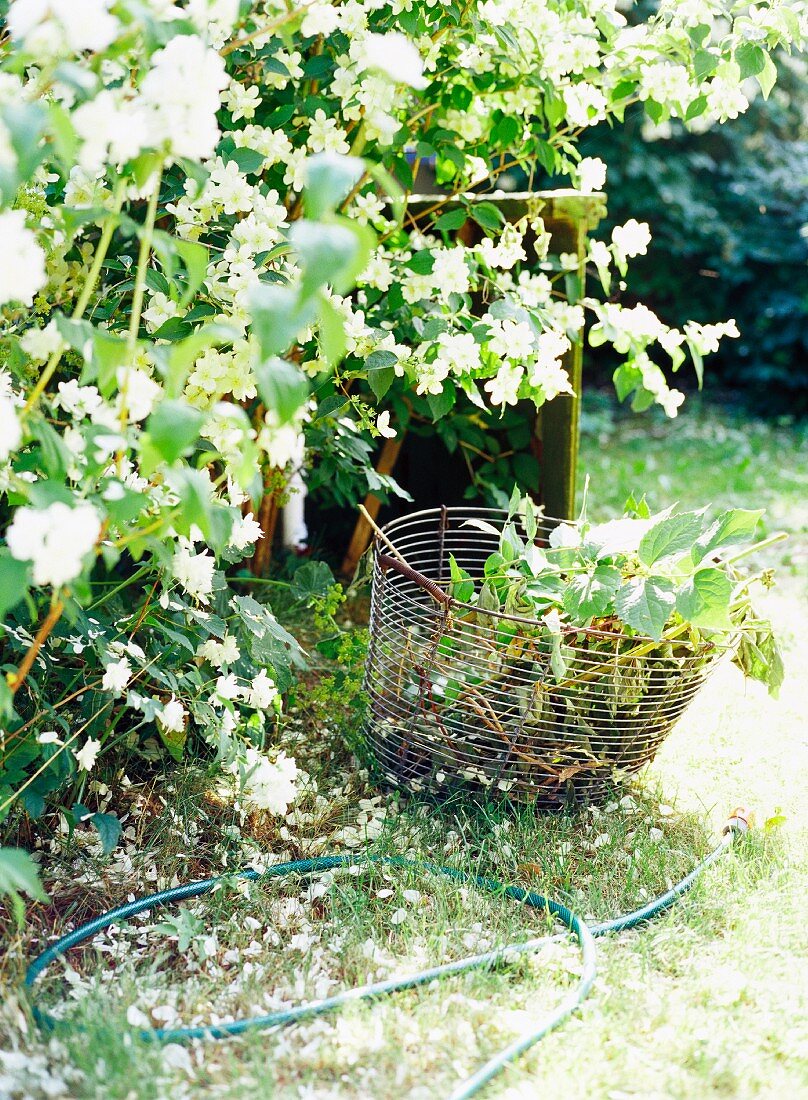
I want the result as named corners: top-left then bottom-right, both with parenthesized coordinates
top-left (0, 0), bottom-right (803, 838)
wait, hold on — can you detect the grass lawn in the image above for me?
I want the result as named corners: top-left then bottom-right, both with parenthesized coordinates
top-left (2, 399), bottom-right (807, 1100)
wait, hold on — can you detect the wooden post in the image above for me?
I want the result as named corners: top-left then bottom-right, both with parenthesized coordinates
top-left (340, 436), bottom-right (403, 576)
top-left (535, 208), bottom-right (591, 520)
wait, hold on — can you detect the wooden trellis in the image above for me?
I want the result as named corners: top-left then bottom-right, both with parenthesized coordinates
top-left (341, 188), bottom-right (606, 576)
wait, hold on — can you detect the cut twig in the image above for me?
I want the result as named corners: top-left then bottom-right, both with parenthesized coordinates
top-left (358, 503), bottom-right (409, 566)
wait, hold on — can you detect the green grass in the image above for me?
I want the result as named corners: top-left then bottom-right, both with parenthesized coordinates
top-left (2, 400), bottom-right (807, 1099)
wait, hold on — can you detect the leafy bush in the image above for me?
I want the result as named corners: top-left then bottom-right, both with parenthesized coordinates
top-left (579, 43), bottom-right (808, 409)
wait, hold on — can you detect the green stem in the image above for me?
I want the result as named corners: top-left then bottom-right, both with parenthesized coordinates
top-left (722, 531), bottom-right (787, 566)
top-left (116, 169), bottom-right (163, 466)
top-left (22, 179), bottom-right (127, 416)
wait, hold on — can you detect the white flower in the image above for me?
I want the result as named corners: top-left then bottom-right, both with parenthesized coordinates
top-left (233, 748), bottom-right (298, 815)
top-left (376, 411), bottom-right (396, 439)
top-left (8, 0), bottom-right (119, 56)
top-left (6, 502), bottom-right (101, 586)
top-left (588, 239), bottom-right (611, 270)
top-left (198, 634), bottom-right (241, 668)
top-left (435, 332), bottom-right (481, 375)
top-left (0, 394), bottom-right (21, 462)
top-left (55, 379), bottom-right (103, 419)
top-left (158, 697), bottom-right (187, 735)
top-left (362, 32), bottom-right (428, 90)
top-left (612, 219), bottom-right (652, 261)
top-left (577, 156), bottom-right (606, 194)
top-left (485, 317), bottom-right (535, 361)
top-left (142, 292), bottom-right (180, 332)
top-left (432, 247), bottom-right (471, 301)
top-left (484, 363), bottom-right (523, 407)
top-left (102, 657), bottom-right (131, 697)
top-left (563, 83), bottom-right (608, 128)
top-left (139, 35), bottom-right (228, 163)
top-left (301, 1), bottom-right (340, 38)
top-left (116, 368), bottom-right (161, 423)
top-left (72, 90), bottom-right (150, 173)
top-left (229, 512), bottom-right (263, 551)
top-left (306, 109), bottom-right (349, 155)
top-left (215, 673), bottom-right (241, 700)
top-left (172, 545), bottom-right (215, 602)
top-left (245, 669), bottom-right (278, 710)
top-left (37, 730), bottom-right (61, 745)
top-left (20, 321), bottom-right (65, 362)
top-left (75, 738), bottom-right (102, 772)
top-left (0, 210), bottom-right (46, 307)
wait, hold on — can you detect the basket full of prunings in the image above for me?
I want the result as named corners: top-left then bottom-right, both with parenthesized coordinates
top-left (363, 492), bottom-right (782, 806)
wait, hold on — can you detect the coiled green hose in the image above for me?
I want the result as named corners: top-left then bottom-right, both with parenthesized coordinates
top-left (25, 818), bottom-right (745, 1100)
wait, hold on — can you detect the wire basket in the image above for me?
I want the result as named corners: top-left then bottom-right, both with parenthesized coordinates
top-left (363, 506), bottom-right (734, 807)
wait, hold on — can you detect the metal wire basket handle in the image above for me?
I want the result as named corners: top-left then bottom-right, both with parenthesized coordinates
top-left (377, 551), bottom-right (453, 607)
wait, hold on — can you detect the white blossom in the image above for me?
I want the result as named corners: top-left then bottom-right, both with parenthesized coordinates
top-left (171, 544), bottom-right (215, 602)
top-left (102, 657), bottom-right (131, 696)
top-left (376, 411), bottom-right (396, 439)
top-left (75, 738), bottom-right (102, 772)
top-left (233, 748), bottom-right (298, 814)
top-left (0, 210), bottom-right (46, 307)
top-left (8, 0), bottom-right (119, 56)
top-left (0, 394), bottom-right (21, 462)
top-left (229, 512), bottom-right (264, 551)
top-left (362, 32), bottom-right (429, 90)
top-left (577, 156), bottom-right (607, 194)
top-left (6, 502), bottom-right (101, 586)
top-left (245, 669), bottom-right (278, 710)
top-left (157, 697), bottom-right (187, 734)
top-left (612, 219), bottom-right (652, 260)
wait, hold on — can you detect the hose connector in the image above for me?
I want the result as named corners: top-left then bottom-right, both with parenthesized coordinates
top-left (723, 807), bottom-right (752, 838)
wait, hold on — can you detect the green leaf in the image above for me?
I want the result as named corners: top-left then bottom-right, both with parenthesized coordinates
top-left (562, 565), bottom-right (621, 622)
top-left (90, 812), bottom-right (122, 855)
top-left (735, 42), bottom-right (766, 80)
top-left (291, 220), bottom-right (368, 298)
top-left (29, 418), bottom-right (70, 480)
top-left (638, 510), bottom-right (708, 566)
top-left (425, 385), bottom-right (456, 420)
top-left (365, 349), bottom-right (398, 372)
top-left (0, 552), bottom-right (30, 620)
top-left (253, 356), bottom-right (309, 424)
top-left (433, 208), bottom-right (468, 231)
top-left (694, 508), bottom-right (763, 562)
top-left (0, 847), bottom-right (48, 924)
top-left (141, 399), bottom-right (205, 469)
top-left (317, 293), bottom-right (347, 365)
top-left (470, 202), bottom-right (505, 231)
top-left (249, 283), bottom-right (318, 359)
top-left (693, 48), bottom-right (718, 84)
top-left (166, 466), bottom-right (232, 548)
top-left (303, 153), bottom-right (365, 218)
top-left (173, 238), bottom-right (209, 307)
top-left (290, 560), bottom-right (335, 602)
top-left (756, 53), bottom-right (777, 100)
top-left (449, 554), bottom-right (474, 603)
top-left (733, 626), bottom-right (784, 697)
top-left (367, 366), bottom-right (395, 401)
top-left (614, 576), bottom-right (676, 641)
top-left (0, 103), bottom-right (47, 202)
top-left (676, 568), bottom-right (732, 630)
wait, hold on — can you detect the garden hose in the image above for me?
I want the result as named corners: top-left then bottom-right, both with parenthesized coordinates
top-left (24, 809), bottom-right (750, 1100)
